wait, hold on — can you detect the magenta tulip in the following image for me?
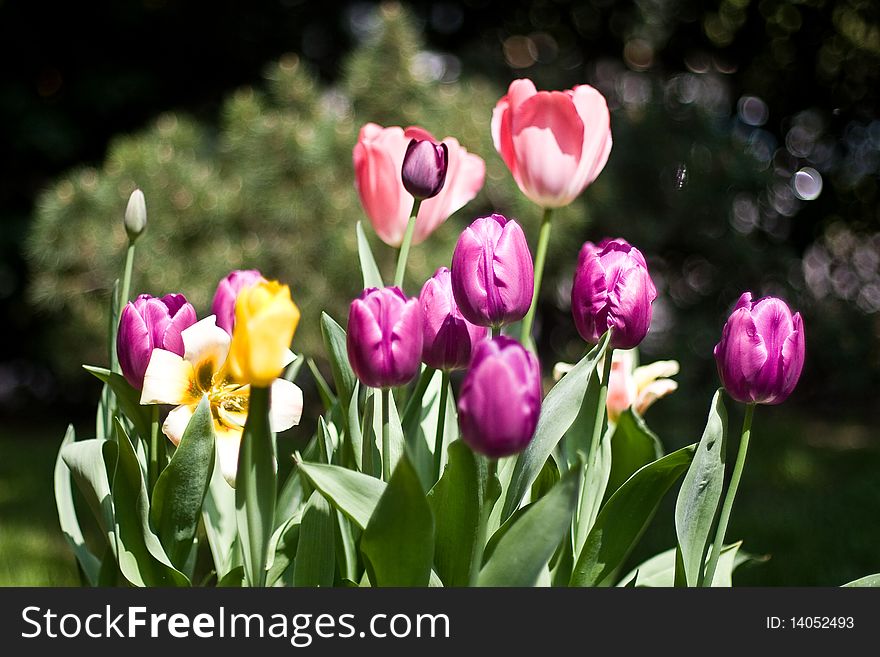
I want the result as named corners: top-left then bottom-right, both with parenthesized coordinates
top-left (419, 267), bottom-right (488, 371)
top-left (353, 123), bottom-right (485, 246)
top-left (492, 79), bottom-right (612, 208)
top-left (714, 292), bottom-right (805, 405)
top-left (451, 213), bottom-right (534, 328)
top-left (458, 337), bottom-right (542, 458)
top-left (117, 293), bottom-right (197, 389)
top-left (347, 286), bottom-right (423, 389)
top-left (402, 138), bottom-right (449, 200)
top-left (210, 269), bottom-right (265, 334)
top-left (571, 238), bottom-right (657, 349)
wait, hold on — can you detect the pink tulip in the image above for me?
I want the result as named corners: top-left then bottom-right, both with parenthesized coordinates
top-left (491, 79), bottom-right (612, 208)
top-left (353, 123), bottom-right (486, 247)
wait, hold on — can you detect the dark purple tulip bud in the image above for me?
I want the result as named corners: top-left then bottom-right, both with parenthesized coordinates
top-left (458, 336), bottom-right (542, 458)
top-left (714, 292), bottom-right (805, 405)
top-left (117, 293), bottom-right (198, 389)
top-left (451, 213), bottom-right (534, 328)
top-left (571, 238), bottom-right (657, 349)
top-left (401, 138), bottom-right (449, 200)
top-left (419, 267), bottom-right (489, 371)
top-left (347, 286), bottom-right (423, 389)
top-left (211, 269), bottom-right (266, 334)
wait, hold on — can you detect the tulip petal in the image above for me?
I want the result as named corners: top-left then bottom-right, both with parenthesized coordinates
top-left (162, 403), bottom-right (195, 446)
top-left (215, 424), bottom-right (245, 487)
top-left (269, 378), bottom-right (304, 433)
top-left (567, 84), bottom-right (613, 198)
top-left (633, 360), bottom-right (680, 390)
top-left (492, 79), bottom-right (538, 179)
top-left (779, 313), bottom-right (805, 403)
top-left (140, 349), bottom-right (198, 406)
top-left (182, 316), bottom-right (231, 386)
top-left (635, 379), bottom-right (678, 415)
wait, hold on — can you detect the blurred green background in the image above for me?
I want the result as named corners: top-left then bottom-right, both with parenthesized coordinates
top-left (1, 0), bottom-right (878, 585)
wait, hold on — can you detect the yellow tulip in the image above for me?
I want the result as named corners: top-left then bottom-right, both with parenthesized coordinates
top-left (228, 280), bottom-right (300, 387)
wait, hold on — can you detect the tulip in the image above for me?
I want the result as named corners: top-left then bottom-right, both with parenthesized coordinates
top-left (458, 336), bottom-right (542, 458)
top-left (346, 286), bottom-right (423, 389)
top-left (451, 214), bottom-right (534, 328)
top-left (124, 189), bottom-right (147, 241)
top-left (402, 138), bottom-right (448, 200)
top-left (117, 293), bottom-right (197, 389)
top-left (491, 79), bottom-right (612, 208)
top-left (227, 280), bottom-right (301, 388)
top-left (419, 267), bottom-right (488, 371)
top-left (211, 269), bottom-right (266, 335)
top-left (713, 292), bottom-right (805, 405)
top-left (353, 123), bottom-right (485, 246)
top-left (571, 238), bottom-right (657, 349)
top-left (605, 350), bottom-right (679, 422)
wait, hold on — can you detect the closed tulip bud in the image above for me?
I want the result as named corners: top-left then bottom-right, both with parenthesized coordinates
top-left (458, 336), bottom-right (542, 458)
top-left (124, 189), bottom-right (147, 241)
top-left (419, 267), bottom-right (488, 371)
top-left (211, 269), bottom-right (266, 334)
top-left (714, 292), bottom-right (805, 405)
top-left (451, 213), bottom-right (534, 328)
top-left (227, 280), bottom-right (301, 387)
top-left (347, 286), bottom-right (423, 388)
top-left (401, 138), bottom-right (449, 200)
top-left (117, 293), bottom-right (197, 389)
top-left (571, 238), bottom-right (657, 349)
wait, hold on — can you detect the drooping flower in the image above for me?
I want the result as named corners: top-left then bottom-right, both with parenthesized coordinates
top-left (451, 213), bottom-right (534, 328)
top-left (492, 79), bottom-right (612, 208)
top-left (714, 292), bottom-right (805, 405)
top-left (117, 293), bottom-right (198, 389)
top-left (211, 269), bottom-right (266, 335)
top-left (353, 123), bottom-right (485, 246)
top-left (140, 315), bottom-right (302, 485)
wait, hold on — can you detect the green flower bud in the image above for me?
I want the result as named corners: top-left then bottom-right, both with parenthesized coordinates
top-left (124, 189), bottom-right (147, 241)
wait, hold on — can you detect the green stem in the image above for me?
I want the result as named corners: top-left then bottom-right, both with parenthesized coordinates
top-left (111, 241), bottom-right (136, 373)
top-left (491, 325), bottom-right (501, 339)
top-left (520, 207), bottom-right (553, 344)
top-left (469, 457), bottom-right (498, 587)
top-left (381, 387), bottom-right (392, 482)
top-left (433, 371), bottom-right (451, 482)
top-left (703, 403), bottom-right (755, 587)
top-left (394, 198), bottom-right (421, 289)
top-left (401, 366), bottom-right (434, 429)
top-left (149, 405), bottom-right (160, 492)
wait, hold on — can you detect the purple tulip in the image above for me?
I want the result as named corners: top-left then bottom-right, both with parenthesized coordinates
top-left (117, 293), bottom-right (198, 389)
top-left (451, 213), bottom-right (534, 328)
top-left (211, 269), bottom-right (265, 334)
top-left (458, 336), bottom-right (542, 458)
top-left (401, 138), bottom-right (449, 200)
top-left (571, 238), bottom-right (657, 349)
top-left (347, 286), bottom-right (424, 388)
top-left (714, 292), bottom-right (805, 405)
top-left (419, 267), bottom-right (489, 371)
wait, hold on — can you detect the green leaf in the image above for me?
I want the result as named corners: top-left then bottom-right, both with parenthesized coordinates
top-left (502, 333), bottom-right (609, 521)
top-left (83, 365), bottom-right (152, 441)
top-left (294, 490), bottom-right (337, 587)
top-left (575, 424), bottom-right (613, 554)
top-left (321, 312), bottom-right (357, 409)
top-left (112, 420), bottom-right (189, 586)
top-left (843, 573), bottom-right (880, 587)
top-left (620, 542), bottom-right (754, 588)
top-left (347, 381), bottom-right (364, 471)
top-left (571, 444), bottom-right (696, 587)
top-left (202, 457), bottom-right (238, 580)
top-left (427, 441), bottom-right (481, 587)
top-left (150, 395), bottom-right (215, 570)
top-left (266, 514), bottom-right (301, 587)
top-left (297, 459), bottom-right (386, 530)
top-left (217, 566), bottom-right (245, 587)
top-left (275, 466), bottom-right (306, 529)
top-left (478, 462), bottom-right (582, 587)
top-left (675, 389), bottom-right (728, 587)
top-left (605, 409), bottom-right (664, 501)
top-left (371, 389), bottom-right (404, 477)
top-left (361, 454), bottom-right (434, 587)
top-left (357, 220), bottom-right (384, 289)
top-left (235, 386), bottom-right (276, 587)
top-left (334, 510), bottom-right (359, 583)
top-left (61, 438), bottom-right (116, 541)
top-left (54, 426), bottom-right (101, 585)
top-left (307, 358), bottom-right (337, 412)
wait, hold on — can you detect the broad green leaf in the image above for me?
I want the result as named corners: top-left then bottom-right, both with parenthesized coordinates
top-left (530, 450), bottom-right (561, 504)
top-left (478, 462), bottom-right (582, 587)
top-left (401, 366), bottom-right (435, 434)
top-left (275, 466), bottom-right (306, 530)
top-left (202, 457), bottom-right (238, 580)
top-left (361, 455), bottom-right (434, 587)
top-left (427, 441), bottom-right (481, 587)
top-left (843, 573), bottom-right (880, 587)
top-left (502, 333), bottom-right (609, 521)
top-left (294, 490), bottom-right (336, 587)
top-left (335, 510), bottom-right (359, 583)
top-left (217, 565), bottom-right (245, 587)
top-left (675, 389), bottom-right (727, 587)
top-left (413, 369), bottom-right (458, 488)
top-left (61, 437), bottom-right (116, 540)
top-left (605, 409), bottom-right (664, 501)
top-left (373, 389), bottom-right (404, 477)
top-left (266, 514), bottom-right (301, 587)
top-left (112, 420), bottom-right (189, 586)
top-left (297, 459), bottom-right (386, 529)
top-left (562, 366), bottom-right (602, 468)
top-left (150, 396), bottom-right (215, 570)
top-left (318, 416), bottom-right (336, 464)
top-left (571, 444), bottom-right (696, 587)
top-left (54, 426), bottom-right (100, 585)
top-left (347, 381), bottom-right (363, 471)
top-left (356, 220), bottom-right (384, 289)
top-left (84, 365), bottom-right (151, 441)
top-left (619, 542), bottom-right (754, 588)
top-left (235, 386), bottom-right (276, 587)
top-left (575, 424), bottom-right (613, 554)
top-left (321, 312), bottom-right (357, 410)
